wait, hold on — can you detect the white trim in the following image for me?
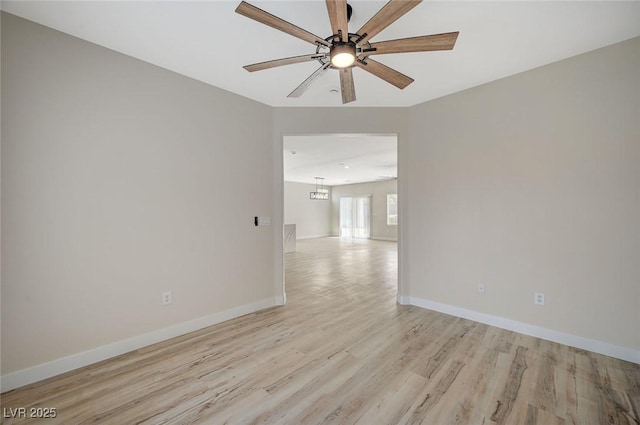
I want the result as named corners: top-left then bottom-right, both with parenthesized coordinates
top-left (0, 297), bottom-right (281, 392)
top-left (296, 234), bottom-right (331, 240)
top-left (323, 236), bottom-right (397, 242)
top-left (408, 296), bottom-right (640, 364)
top-left (397, 295), bottom-right (411, 305)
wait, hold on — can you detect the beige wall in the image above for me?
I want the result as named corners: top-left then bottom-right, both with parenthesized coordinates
top-left (284, 181), bottom-right (331, 239)
top-left (1, 13), bottom-right (276, 374)
top-left (405, 37), bottom-right (640, 351)
top-left (331, 180), bottom-right (398, 241)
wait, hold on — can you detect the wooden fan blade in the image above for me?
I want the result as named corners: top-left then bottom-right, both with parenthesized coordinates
top-left (355, 58), bottom-right (413, 89)
top-left (288, 63), bottom-right (331, 98)
top-left (236, 1), bottom-right (330, 47)
top-left (339, 67), bottom-right (356, 104)
top-left (356, 0), bottom-right (422, 45)
top-left (244, 54), bottom-right (327, 72)
top-left (326, 0), bottom-right (349, 42)
top-left (367, 32), bottom-right (459, 55)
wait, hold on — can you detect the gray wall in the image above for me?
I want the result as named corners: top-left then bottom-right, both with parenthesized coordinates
top-left (1, 13), bottom-right (276, 374)
top-left (405, 37), bottom-right (640, 352)
top-left (331, 179), bottom-right (398, 241)
top-left (284, 181), bottom-right (331, 239)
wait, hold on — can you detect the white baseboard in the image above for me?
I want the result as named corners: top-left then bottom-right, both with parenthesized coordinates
top-left (0, 297), bottom-right (282, 392)
top-left (322, 235), bottom-right (397, 241)
top-left (296, 234), bottom-right (331, 240)
top-left (397, 295), bottom-right (410, 305)
top-left (407, 296), bottom-right (639, 364)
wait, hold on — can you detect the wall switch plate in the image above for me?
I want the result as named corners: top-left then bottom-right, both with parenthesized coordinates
top-left (162, 291), bottom-right (172, 305)
top-left (534, 292), bottom-right (545, 305)
top-left (477, 283), bottom-right (485, 294)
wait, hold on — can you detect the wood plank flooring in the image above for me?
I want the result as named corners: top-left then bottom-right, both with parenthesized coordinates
top-left (1, 237), bottom-right (639, 424)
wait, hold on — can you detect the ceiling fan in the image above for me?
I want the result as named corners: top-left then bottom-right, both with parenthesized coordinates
top-left (235, 0), bottom-right (459, 104)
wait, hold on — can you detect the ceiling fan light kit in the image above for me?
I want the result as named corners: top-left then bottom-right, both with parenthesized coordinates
top-left (330, 42), bottom-right (356, 68)
top-left (236, 0), bottom-right (459, 104)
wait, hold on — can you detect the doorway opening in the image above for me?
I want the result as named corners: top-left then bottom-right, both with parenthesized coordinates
top-left (282, 133), bottom-right (398, 303)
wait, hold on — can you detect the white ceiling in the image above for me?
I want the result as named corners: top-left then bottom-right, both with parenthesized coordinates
top-left (284, 134), bottom-right (397, 186)
top-left (2, 1), bottom-right (639, 108)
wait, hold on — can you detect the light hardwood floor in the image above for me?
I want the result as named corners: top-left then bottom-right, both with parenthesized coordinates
top-left (1, 237), bottom-right (639, 424)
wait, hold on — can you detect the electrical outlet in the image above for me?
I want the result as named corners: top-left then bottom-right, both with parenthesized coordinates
top-left (162, 291), bottom-right (172, 305)
top-left (477, 283), bottom-right (485, 294)
top-left (534, 292), bottom-right (545, 305)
